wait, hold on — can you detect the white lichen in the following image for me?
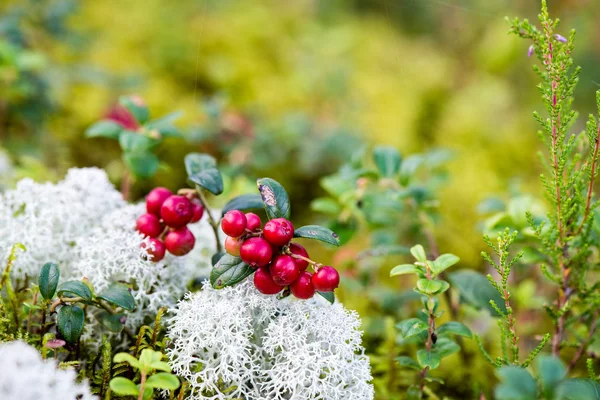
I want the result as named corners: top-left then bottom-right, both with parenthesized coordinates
top-left (0, 340), bottom-right (96, 400)
top-left (167, 281), bottom-right (374, 400)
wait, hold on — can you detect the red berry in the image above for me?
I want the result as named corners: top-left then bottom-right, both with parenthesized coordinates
top-left (164, 227), bottom-right (195, 256)
top-left (146, 187), bottom-right (173, 217)
top-left (270, 255), bottom-right (300, 286)
top-left (136, 213), bottom-right (163, 238)
top-left (221, 210), bottom-right (247, 237)
top-left (312, 266), bottom-right (340, 292)
top-left (253, 266), bottom-right (282, 295)
top-left (225, 236), bottom-right (244, 257)
top-left (142, 238), bottom-right (166, 262)
top-left (240, 237), bottom-right (272, 268)
top-left (245, 212), bottom-right (262, 231)
top-left (190, 198), bottom-right (205, 223)
top-left (161, 195), bottom-right (193, 228)
top-left (290, 272), bottom-right (315, 299)
top-left (288, 243), bottom-right (309, 271)
top-left (263, 218), bottom-right (294, 246)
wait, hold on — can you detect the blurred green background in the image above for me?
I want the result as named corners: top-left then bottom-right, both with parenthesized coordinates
top-left (2, 0), bottom-right (600, 397)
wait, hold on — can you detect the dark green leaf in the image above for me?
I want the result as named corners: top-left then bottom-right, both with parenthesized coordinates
top-left (417, 349), bottom-right (441, 370)
top-left (495, 366), bottom-right (537, 400)
top-left (373, 145), bottom-right (402, 177)
top-left (536, 355), bottom-right (566, 397)
top-left (396, 356), bottom-right (420, 370)
top-left (123, 152), bottom-right (159, 178)
top-left (437, 321), bottom-right (472, 338)
top-left (57, 305), bottom-right (85, 343)
top-left (317, 291), bottom-right (335, 304)
top-left (85, 120), bottom-right (123, 139)
top-left (97, 283), bottom-right (135, 311)
top-left (57, 281), bottom-right (92, 302)
top-left (448, 270), bottom-right (506, 317)
top-left (210, 254), bottom-right (254, 289)
top-left (396, 318), bottom-right (428, 339)
top-left (119, 131), bottom-right (158, 153)
top-left (222, 194), bottom-right (264, 215)
top-left (110, 377), bottom-right (139, 396)
top-left (256, 177), bottom-right (291, 220)
top-left (294, 225), bottom-right (340, 247)
top-left (119, 96), bottom-right (149, 124)
top-left (432, 337), bottom-right (460, 358)
top-left (145, 373), bottom-right (180, 390)
top-left (39, 262), bottom-right (60, 300)
top-left (185, 153), bottom-right (223, 195)
top-left (97, 311), bottom-right (126, 332)
top-left (211, 252), bottom-right (225, 266)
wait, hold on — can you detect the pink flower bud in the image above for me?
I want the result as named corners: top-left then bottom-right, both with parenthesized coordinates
top-left (554, 34), bottom-right (567, 43)
top-left (46, 339), bottom-right (66, 349)
top-left (527, 45), bottom-right (534, 57)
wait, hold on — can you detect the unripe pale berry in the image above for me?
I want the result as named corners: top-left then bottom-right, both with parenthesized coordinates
top-left (165, 227), bottom-right (195, 256)
top-left (254, 266), bottom-right (282, 295)
top-left (146, 187), bottom-right (173, 217)
top-left (240, 237), bottom-right (272, 268)
top-left (290, 271), bottom-right (315, 299)
top-left (142, 238), bottom-right (166, 262)
top-left (270, 255), bottom-right (301, 286)
top-left (288, 243), bottom-right (309, 271)
top-left (221, 210), bottom-right (247, 237)
top-left (161, 195), bottom-right (194, 228)
top-left (225, 236), bottom-right (244, 257)
top-left (263, 218), bottom-right (294, 246)
top-left (245, 212), bottom-right (262, 231)
top-left (312, 266), bottom-right (340, 292)
top-left (136, 213), bottom-right (163, 238)
top-left (190, 198), bottom-right (205, 223)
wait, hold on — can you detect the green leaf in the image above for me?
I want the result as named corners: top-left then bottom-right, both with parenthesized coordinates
top-left (110, 377), bottom-right (139, 396)
top-left (536, 355), bottom-right (566, 397)
top-left (119, 131), bottom-right (158, 153)
top-left (97, 311), bottom-right (126, 332)
top-left (410, 244), bottom-right (427, 262)
top-left (185, 153), bottom-right (223, 195)
top-left (145, 111), bottom-right (184, 138)
top-left (123, 152), bottom-right (159, 178)
top-left (417, 349), bottom-right (441, 370)
top-left (39, 262), bottom-right (60, 300)
top-left (390, 264), bottom-right (421, 277)
top-left (221, 194), bottom-right (264, 215)
top-left (396, 356), bottom-right (420, 370)
top-left (141, 386), bottom-right (154, 400)
top-left (373, 145), bottom-right (402, 177)
top-left (97, 283), bottom-right (135, 311)
top-left (432, 337), bottom-right (460, 358)
top-left (396, 318), bottom-right (428, 339)
top-left (495, 366), bottom-right (537, 400)
top-left (119, 96), bottom-right (149, 124)
top-left (57, 281), bottom-right (92, 302)
top-left (431, 253), bottom-right (460, 276)
top-left (210, 254), bottom-right (254, 289)
top-left (556, 379), bottom-right (600, 400)
top-left (114, 353), bottom-right (140, 368)
top-left (448, 270), bottom-right (507, 317)
top-left (85, 120), bottom-right (123, 139)
top-left (57, 305), bottom-right (84, 343)
top-left (294, 225), bottom-right (340, 247)
top-left (145, 373), bottom-right (180, 390)
top-left (256, 177), bottom-right (291, 220)
top-left (437, 321), bottom-right (472, 338)
top-left (150, 361), bottom-right (172, 372)
top-left (399, 155), bottom-right (423, 186)
top-left (317, 291), bottom-right (335, 304)
top-left (416, 279), bottom-right (449, 295)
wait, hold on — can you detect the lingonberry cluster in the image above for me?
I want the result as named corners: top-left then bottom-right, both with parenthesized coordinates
top-left (136, 187), bottom-right (205, 262)
top-left (221, 210), bottom-right (340, 299)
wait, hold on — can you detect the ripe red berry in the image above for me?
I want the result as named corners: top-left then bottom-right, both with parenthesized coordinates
top-left (221, 210), bottom-right (247, 237)
top-left (240, 237), bottom-right (272, 268)
top-left (164, 227), bottom-right (195, 256)
top-left (263, 218), bottom-right (294, 246)
top-left (245, 212), bottom-right (262, 231)
top-left (253, 266), bottom-right (283, 295)
top-left (312, 266), bottom-right (340, 292)
top-left (136, 213), bottom-right (163, 238)
top-left (270, 255), bottom-right (300, 286)
top-left (225, 236), bottom-right (244, 257)
top-left (146, 187), bottom-right (173, 217)
top-left (190, 198), bottom-right (205, 223)
top-left (288, 243), bottom-right (309, 271)
top-left (142, 238), bottom-right (166, 262)
top-left (290, 272), bottom-right (315, 299)
top-left (161, 195), bottom-right (193, 228)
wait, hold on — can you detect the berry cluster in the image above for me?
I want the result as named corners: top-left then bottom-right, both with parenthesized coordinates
top-left (221, 210), bottom-right (340, 299)
top-left (136, 187), bottom-right (205, 262)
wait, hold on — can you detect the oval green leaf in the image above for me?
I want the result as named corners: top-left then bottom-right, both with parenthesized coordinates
top-left (110, 377), bottom-right (140, 396)
top-left (57, 281), bottom-right (92, 302)
top-left (221, 194), bottom-right (264, 215)
top-left (448, 270), bottom-right (506, 317)
top-left (185, 153), bottom-right (224, 195)
top-left (97, 311), bottom-right (126, 332)
top-left (256, 177), bottom-right (290, 220)
top-left (390, 264), bottom-right (421, 277)
top-left (437, 321), bottom-right (472, 338)
top-left (210, 254), bottom-right (254, 289)
top-left (113, 353), bottom-right (140, 368)
top-left (293, 225), bottom-right (340, 247)
top-left (396, 356), bottom-right (420, 370)
top-left (410, 244), bottom-right (427, 262)
top-left (373, 145), bottom-right (402, 177)
top-left (432, 253), bottom-right (460, 276)
top-left (97, 283), bottom-right (135, 311)
top-left (495, 366), bottom-right (537, 400)
top-left (396, 318), bottom-right (428, 339)
top-left (416, 278), bottom-right (449, 295)
top-left (57, 304), bottom-right (85, 343)
top-left (417, 349), bottom-right (441, 370)
top-left (39, 262), bottom-right (60, 300)
top-left (119, 131), bottom-right (158, 153)
top-left (123, 152), bottom-right (159, 179)
top-left (145, 373), bottom-right (181, 390)
top-left (85, 120), bottom-right (123, 140)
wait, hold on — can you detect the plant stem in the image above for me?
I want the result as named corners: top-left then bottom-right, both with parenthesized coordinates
top-left (138, 371), bottom-right (147, 400)
top-left (121, 170), bottom-right (132, 201)
top-left (285, 248), bottom-right (322, 269)
top-left (567, 311), bottom-right (599, 371)
top-left (194, 186), bottom-right (223, 253)
top-left (578, 124), bottom-right (600, 234)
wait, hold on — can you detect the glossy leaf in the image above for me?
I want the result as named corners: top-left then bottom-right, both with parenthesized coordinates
top-left (373, 145), bottom-right (402, 177)
top-left (57, 280), bottom-right (92, 301)
top-left (57, 305), bottom-right (84, 343)
top-left (396, 356), bottom-right (420, 370)
top-left (185, 153), bottom-right (223, 195)
top-left (257, 177), bottom-right (291, 220)
top-left (396, 318), bottom-right (428, 339)
top-left (437, 321), bottom-right (472, 338)
top-left (39, 262), bottom-right (60, 300)
top-left (123, 152), bottom-right (159, 178)
top-left (294, 225), bottom-right (340, 247)
top-left (145, 373), bottom-right (181, 390)
top-left (210, 254), bottom-right (254, 289)
top-left (85, 120), bottom-right (123, 139)
top-left (221, 194), bottom-right (264, 215)
top-left (97, 283), bottom-right (135, 311)
top-left (390, 264), bottom-right (421, 277)
top-left (417, 349), bottom-right (441, 370)
top-left (448, 270), bottom-right (506, 317)
top-left (110, 377), bottom-right (139, 396)
top-left (317, 291), bottom-right (335, 304)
